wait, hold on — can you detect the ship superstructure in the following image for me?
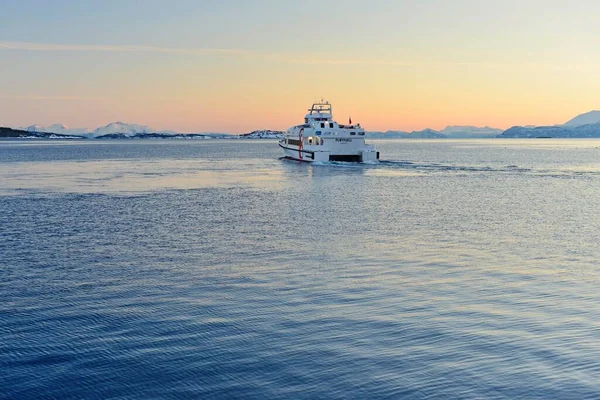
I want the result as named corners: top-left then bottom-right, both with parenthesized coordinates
top-left (279, 101), bottom-right (379, 162)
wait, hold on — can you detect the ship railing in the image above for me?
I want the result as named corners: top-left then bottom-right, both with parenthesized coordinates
top-left (309, 104), bottom-right (333, 115)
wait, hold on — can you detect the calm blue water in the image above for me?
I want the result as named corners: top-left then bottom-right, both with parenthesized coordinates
top-left (2, 139), bottom-right (600, 399)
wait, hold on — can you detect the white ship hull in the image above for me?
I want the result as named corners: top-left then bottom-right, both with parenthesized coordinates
top-left (279, 142), bottom-right (378, 163)
top-left (280, 100), bottom-right (379, 163)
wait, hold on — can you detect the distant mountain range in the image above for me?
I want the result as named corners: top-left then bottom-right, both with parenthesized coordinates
top-left (441, 125), bottom-right (504, 138)
top-left (240, 130), bottom-right (285, 139)
top-left (6, 122), bottom-right (231, 139)
top-left (367, 126), bottom-right (503, 139)
top-left (93, 132), bottom-right (228, 140)
top-left (4, 111), bottom-right (600, 140)
top-left (564, 110), bottom-right (600, 127)
top-left (0, 126), bottom-right (228, 140)
top-left (21, 122), bottom-right (177, 138)
top-left (24, 123), bottom-right (86, 135)
top-left (499, 111), bottom-right (600, 138)
top-left (0, 127), bottom-right (84, 139)
top-left (499, 123), bottom-right (600, 138)
top-left (5, 122), bottom-right (504, 140)
top-left (91, 122), bottom-right (176, 137)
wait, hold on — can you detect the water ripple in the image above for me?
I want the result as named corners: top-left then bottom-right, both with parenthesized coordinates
top-left (2, 140), bottom-right (600, 398)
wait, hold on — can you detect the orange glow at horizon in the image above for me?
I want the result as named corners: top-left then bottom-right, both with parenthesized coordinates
top-left (2, 0), bottom-right (600, 133)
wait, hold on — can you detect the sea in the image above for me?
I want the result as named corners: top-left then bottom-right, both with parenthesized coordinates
top-left (1, 139), bottom-right (600, 399)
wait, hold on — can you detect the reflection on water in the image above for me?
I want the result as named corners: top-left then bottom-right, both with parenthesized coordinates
top-left (0, 159), bottom-right (289, 196)
top-left (2, 139), bottom-right (600, 196)
top-left (2, 139), bottom-right (600, 398)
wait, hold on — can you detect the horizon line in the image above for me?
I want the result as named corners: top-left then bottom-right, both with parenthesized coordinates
top-left (3, 121), bottom-right (580, 135)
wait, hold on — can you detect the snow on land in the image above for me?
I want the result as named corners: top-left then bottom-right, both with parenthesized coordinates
top-left (92, 122), bottom-right (176, 137)
top-left (440, 126), bottom-right (503, 138)
top-left (564, 110), bottom-right (600, 127)
top-left (499, 123), bottom-right (600, 138)
top-left (498, 110), bottom-right (600, 138)
top-left (25, 124), bottom-right (92, 135)
top-left (239, 130), bottom-right (285, 139)
top-left (367, 126), bottom-right (502, 139)
top-left (21, 122), bottom-right (176, 137)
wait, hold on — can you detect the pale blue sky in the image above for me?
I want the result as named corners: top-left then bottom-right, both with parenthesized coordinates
top-left (2, 0), bottom-right (600, 132)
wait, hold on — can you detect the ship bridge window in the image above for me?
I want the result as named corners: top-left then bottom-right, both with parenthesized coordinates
top-left (358, 132), bottom-right (365, 136)
top-left (329, 122), bottom-right (334, 128)
top-left (350, 132), bottom-right (356, 136)
top-left (321, 123), bottom-right (325, 128)
top-left (305, 118), bottom-right (308, 123)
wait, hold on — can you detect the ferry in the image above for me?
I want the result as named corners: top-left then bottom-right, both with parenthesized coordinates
top-left (279, 101), bottom-right (379, 162)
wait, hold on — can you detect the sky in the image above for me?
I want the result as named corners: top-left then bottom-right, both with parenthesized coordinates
top-left (1, 0), bottom-right (600, 133)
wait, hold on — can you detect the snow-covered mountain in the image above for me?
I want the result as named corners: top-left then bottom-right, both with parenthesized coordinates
top-left (367, 129), bottom-right (443, 138)
top-left (2, 126), bottom-right (84, 139)
top-left (92, 122), bottom-right (176, 137)
top-left (366, 131), bottom-right (410, 138)
top-left (499, 123), bottom-right (600, 138)
top-left (20, 122), bottom-right (176, 137)
top-left (564, 111), bottom-right (600, 127)
top-left (239, 130), bottom-right (285, 139)
top-left (440, 125), bottom-right (503, 138)
top-left (409, 128), bottom-right (446, 138)
top-left (24, 124), bottom-right (92, 135)
top-left (368, 126), bottom-right (502, 139)
top-left (499, 110), bottom-right (600, 137)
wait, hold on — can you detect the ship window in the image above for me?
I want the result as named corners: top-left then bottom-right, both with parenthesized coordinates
top-left (350, 132), bottom-right (356, 136)
top-left (308, 137), bottom-right (313, 145)
top-left (329, 122), bottom-right (334, 128)
top-left (305, 118), bottom-right (308, 123)
top-left (321, 123), bottom-right (325, 128)
top-left (358, 132), bottom-right (365, 136)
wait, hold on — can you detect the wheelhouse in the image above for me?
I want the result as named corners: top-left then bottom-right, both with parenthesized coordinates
top-left (279, 100), bottom-right (379, 162)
